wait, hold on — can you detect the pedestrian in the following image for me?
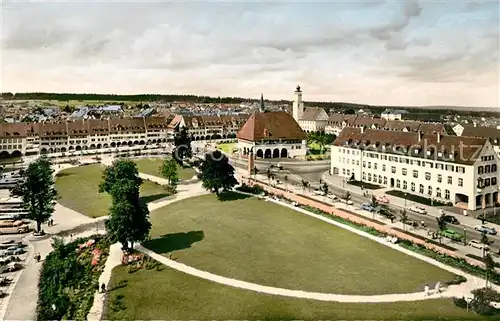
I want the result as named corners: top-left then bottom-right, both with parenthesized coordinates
top-left (101, 283), bottom-right (106, 293)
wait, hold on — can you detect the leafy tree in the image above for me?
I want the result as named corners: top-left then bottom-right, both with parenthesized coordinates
top-left (199, 150), bottom-right (238, 196)
top-left (99, 158), bottom-right (142, 194)
top-left (160, 158), bottom-right (179, 189)
top-left (173, 127), bottom-right (192, 164)
top-left (484, 254), bottom-right (495, 287)
top-left (321, 182), bottom-right (329, 196)
top-left (469, 287), bottom-right (500, 315)
top-left (481, 232), bottom-right (491, 258)
top-left (11, 156), bottom-right (57, 232)
top-left (301, 179), bottom-right (309, 193)
top-left (436, 214), bottom-right (448, 243)
top-left (400, 209), bottom-right (409, 231)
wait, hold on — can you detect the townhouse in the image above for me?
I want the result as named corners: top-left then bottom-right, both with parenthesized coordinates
top-left (331, 128), bottom-right (499, 211)
top-left (453, 123), bottom-right (500, 158)
top-left (166, 114), bottom-right (249, 140)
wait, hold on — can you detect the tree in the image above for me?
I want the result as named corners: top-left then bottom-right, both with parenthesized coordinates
top-left (11, 156), bottom-right (57, 232)
top-left (301, 179), bottom-right (309, 193)
top-left (251, 167), bottom-right (259, 181)
top-left (100, 159), bottom-right (151, 250)
top-left (436, 214), bottom-right (448, 243)
top-left (99, 158), bottom-right (142, 194)
top-left (266, 168), bottom-right (274, 185)
top-left (468, 287), bottom-right (500, 315)
top-left (199, 150), bottom-right (238, 196)
top-left (400, 209), bottom-right (409, 231)
top-left (481, 232), bottom-right (491, 258)
top-left (321, 182), bottom-right (329, 196)
top-left (484, 253), bottom-right (495, 287)
top-left (173, 127), bottom-right (192, 164)
top-left (160, 158), bottom-right (179, 190)
top-left (371, 195), bottom-right (378, 208)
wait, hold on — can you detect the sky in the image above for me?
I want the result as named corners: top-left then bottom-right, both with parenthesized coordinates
top-left (0, 0), bottom-right (499, 107)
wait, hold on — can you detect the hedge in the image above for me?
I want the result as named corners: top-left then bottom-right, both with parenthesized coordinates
top-left (37, 235), bottom-right (111, 321)
top-left (246, 181), bottom-right (500, 286)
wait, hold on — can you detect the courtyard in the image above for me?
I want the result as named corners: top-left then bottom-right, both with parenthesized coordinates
top-left (133, 158), bottom-right (195, 180)
top-left (216, 142), bottom-right (237, 154)
top-left (144, 192), bottom-right (456, 295)
top-left (54, 164), bottom-right (170, 218)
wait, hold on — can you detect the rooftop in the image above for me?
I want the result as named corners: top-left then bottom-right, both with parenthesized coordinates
top-left (238, 111), bottom-right (306, 141)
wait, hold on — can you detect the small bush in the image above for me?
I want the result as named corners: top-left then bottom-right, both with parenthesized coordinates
top-left (444, 275), bottom-right (467, 286)
top-left (452, 297), bottom-right (468, 309)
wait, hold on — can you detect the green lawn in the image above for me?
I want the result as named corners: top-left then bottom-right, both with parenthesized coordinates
top-left (216, 143), bottom-right (237, 154)
top-left (144, 192), bottom-right (456, 295)
top-left (55, 164), bottom-right (171, 218)
top-left (105, 264), bottom-right (484, 321)
top-left (134, 158), bottom-right (195, 180)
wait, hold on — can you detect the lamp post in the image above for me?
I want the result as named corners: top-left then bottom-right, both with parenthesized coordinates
top-left (404, 193), bottom-right (408, 208)
top-left (466, 296), bottom-right (473, 312)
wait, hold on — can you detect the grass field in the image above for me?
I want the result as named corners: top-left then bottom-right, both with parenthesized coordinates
top-left (133, 158), bottom-right (195, 180)
top-left (144, 192), bottom-right (456, 295)
top-left (216, 143), bottom-right (237, 154)
top-left (104, 264), bottom-right (483, 321)
top-left (55, 164), bottom-right (171, 217)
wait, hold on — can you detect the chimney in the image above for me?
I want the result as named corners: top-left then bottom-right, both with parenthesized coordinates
top-left (418, 131), bottom-right (423, 142)
top-left (247, 149), bottom-right (254, 175)
top-left (437, 132), bottom-right (441, 143)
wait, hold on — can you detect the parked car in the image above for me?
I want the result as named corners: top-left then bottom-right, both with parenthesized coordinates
top-left (474, 225), bottom-right (498, 235)
top-left (360, 203), bottom-right (377, 212)
top-left (313, 190), bottom-right (325, 196)
top-left (327, 194), bottom-right (338, 201)
top-left (339, 198), bottom-right (354, 205)
top-left (442, 215), bottom-right (460, 225)
top-left (440, 229), bottom-right (463, 241)
top-left (12, 248), bottom-right (25, 255)
top-left (468, 239), bottom-right (490, 251)
top-left (6, 262), bottom-right (22, 272)
top-left (376, 196), bottom-right (389, 204)
top-left (410, 206), bottom-right (427, 214)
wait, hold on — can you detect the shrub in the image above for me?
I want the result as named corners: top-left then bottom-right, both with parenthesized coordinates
top-left (444, 275), bottom-right (467, 286)
top-left (452, 296), bottom-right (468, 309)
top-left (36, 235), bottom-right (110, 321)
top-left (236, 183), bottom-right (265, 195)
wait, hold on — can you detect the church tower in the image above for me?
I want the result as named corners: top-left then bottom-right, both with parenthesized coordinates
top-left (259, 93), bottom-right (265, 112)
top-left (292, 85), bottom-right (304, 122)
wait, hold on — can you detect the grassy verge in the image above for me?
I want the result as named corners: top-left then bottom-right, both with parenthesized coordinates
top-left (134, 158), bottom-right (195, 180)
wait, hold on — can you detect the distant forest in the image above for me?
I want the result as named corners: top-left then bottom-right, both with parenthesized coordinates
top-left (1, 92), bottom-right (499, 118)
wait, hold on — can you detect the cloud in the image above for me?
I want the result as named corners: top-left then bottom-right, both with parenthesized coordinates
top-left (0, 1), bottom-right (498, 107)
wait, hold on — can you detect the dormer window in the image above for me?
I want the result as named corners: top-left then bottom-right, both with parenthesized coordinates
top-left (438, 152), bottom-right (443, 157)
top-left (382, 145), bottom-right (386, 150)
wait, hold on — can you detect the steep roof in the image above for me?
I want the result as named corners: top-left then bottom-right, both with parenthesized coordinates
top-left (238, 111), bottom-right (306, 141)
top-left (301, 107), bottom-right (327, 121)
top-left (461, 125), bottom-right (500, 145)
top-left (333, 128), bottom-right (487, 165)
top-left (383, 120), bottom-right (421, 131)
top-left (353, 116), bottom-right (386, 128)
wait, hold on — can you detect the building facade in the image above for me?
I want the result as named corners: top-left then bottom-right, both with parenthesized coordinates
top-left (291, 86), bottom-right (329, 132)
top-left (237, 111), bottom-right (307, 159)
top-left (453, 123), bottom-right (500, 158)
top-left (330, 128), bottom-right (499, 211)
top-left (166, 114), bottom-right (249, 141)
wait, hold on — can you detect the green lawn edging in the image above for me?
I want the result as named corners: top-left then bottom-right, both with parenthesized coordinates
top-left (37, 235), bottom-right (111, 320)
top-left (238, 183), bottom-right (500, 286)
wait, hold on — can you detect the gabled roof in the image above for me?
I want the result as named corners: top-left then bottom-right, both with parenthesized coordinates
top-left (301, 107), bottom-right (327, 121)
top-left (461, 125), bottom-right (500, 145)
top-left (383, 120), bottom-right (421, 131)
top-left (333, 128), bottom-right (487, 165)
top-left (353, 116), bottom-right (386, 128)
top-left (238, 111), bottom-right (306, 141)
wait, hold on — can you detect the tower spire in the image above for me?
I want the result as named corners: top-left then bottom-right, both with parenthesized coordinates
top-left (259, 93), bottom-right (265, 112)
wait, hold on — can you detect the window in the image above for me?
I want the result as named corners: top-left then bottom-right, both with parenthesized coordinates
top-left (373, 174), bottom-right (378, 182)
top-left (437, 174), bottom-right (442, 183)
top-left (342, 168), bottom-right (346, 175)
top-left (411, 182), bottom-right (415, 192)
top-left (478, 166), bottom-right (484, 174)
top-left (493, 177), bottom-right (497, 185)
top-left (356, 160), bottom-right (360, 166)
top-left (396, 179), bottom-right (400, 188)
top-left (485, 165), bottom-right (491, 173)
top-left (413, 170), bottom-right (418, 178)
top-left (368, 173), bottom-right (372, 181)
top-left (436, 163), bottom-right (443, 170)
top-left (382, 164), bottom-right (386, 171)
top-left (447, 176), bottom-right (452, 184)
top-left (402, 168), bottom-right (407, 176)
top-left (445, 189), bottom-right (450, 200)
top-left (391, 166), bottom-right (396, 174)
top-left (485, 178), bottom-right (491, 187)
top-left (493, 164), bottom-right (497, 172)
top-left (374, 163), bottom-right (378, 170)
top-left (363, 161), bottom-right (366, 168)
top-left (436, 188), bottom-right (441, 198)
top-left (378, 176), bottom-right (382, 184)
top-left (368, 162), bottom-right (371, 169)
top-left (383, 176), bottom-right (387, 185)
top-left (458, 178), bottom-right (463, 187)
top-left (428, 186), bottom-right (432, 195)
top-left (419, 184), bottom-right (424, 194)
top-left (425, 172), bottom-right (431, 181)
top-left (403, 181), bottom-right (407, 189)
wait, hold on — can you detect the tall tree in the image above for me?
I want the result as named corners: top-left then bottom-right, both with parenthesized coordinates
top-left (400, 209), bottom-right (409, 231)
top-left (481, 232), bottom-right (491, 258)
top-left (173, 126), bottom-right (192, 164)
top-left (11, 156), bottom-right (57, 232)
top-left (100, 160), bottom-right (151, 250)
top-left (436, 214), bottom-right (448, 243)
top-left (99, 158), bottom-right (142, 194)
top-left (484, 253), bottom-right (495, 287)
top-left (199, 150), bottom-right (238, 196)
top-left (160, 158), bottom-right (179, 189)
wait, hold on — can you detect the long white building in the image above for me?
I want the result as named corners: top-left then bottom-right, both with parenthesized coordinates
top-left (330, 128), bottom-right (499, 211)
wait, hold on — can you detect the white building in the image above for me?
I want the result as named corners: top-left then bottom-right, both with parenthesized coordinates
top-left (291, 86), bottom-right (329, 132)
top-left (330, 128), bottom-right (499, 211)
top-left (237, 111), bottom-right (307, 159)
top-left (381, 109), bottom-right (409, 120)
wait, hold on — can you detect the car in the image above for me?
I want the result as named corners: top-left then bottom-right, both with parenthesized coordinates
top-left (6, 246), bottom-right (17, 251)
top-left (313, 190), bottom-right (325, 196)
top-left (442, 215), bottom-right (460, 225)
top-left (1, 240), bottom-right (14, 245)
top-left (327, 194), bottom-right (338, 201)
top-left (12, 248), bottom-right (25, 255)
top-left (376, 196), bottom-right (389, 204)
top-left (410, 206), bottom-right (427, 214)
top-left (474, 225), bottom-right (498, 235)
top-left (360, 203), bottom-right (377, 212)
top-left (440, 229), bottom-right (463, 241)
top-left (339, 198), bottom-right (354, 205)
top-left (468, 239), bottom-right (490, 251)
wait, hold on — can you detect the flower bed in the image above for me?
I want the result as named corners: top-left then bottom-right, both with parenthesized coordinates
top-left (37, 235), bottom-right (111, 321)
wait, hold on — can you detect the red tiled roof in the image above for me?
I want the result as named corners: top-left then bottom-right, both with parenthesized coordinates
top-left (237, 111), bottom-right (306, 141)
